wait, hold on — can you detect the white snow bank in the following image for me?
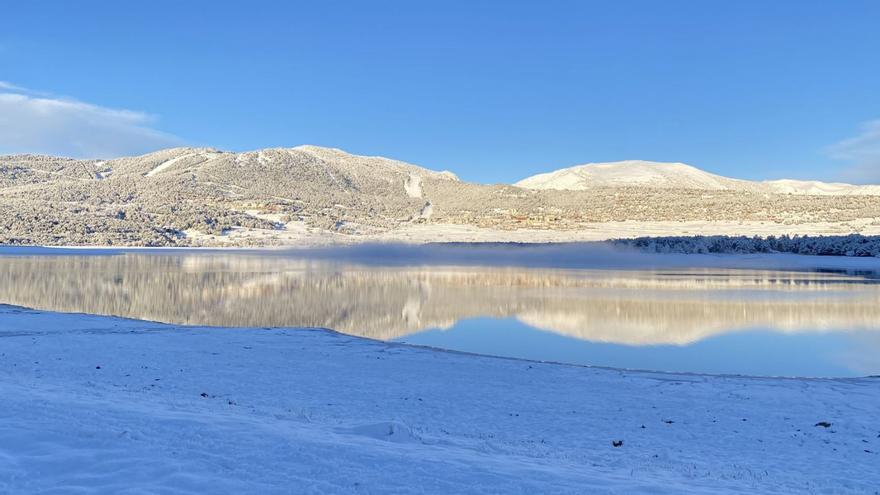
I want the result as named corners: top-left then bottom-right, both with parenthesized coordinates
top-left (1, 306), bottom-right (878, 493)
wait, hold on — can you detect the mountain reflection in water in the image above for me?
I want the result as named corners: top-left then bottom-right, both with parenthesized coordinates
top-left (1, 253), bottom-right (879, 347)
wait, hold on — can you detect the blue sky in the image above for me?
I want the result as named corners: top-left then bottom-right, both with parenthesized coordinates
top-left (2, 1), bottom-right (879, 183)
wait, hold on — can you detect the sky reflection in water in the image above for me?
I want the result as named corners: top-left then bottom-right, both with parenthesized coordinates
top-left (398, 317), bottom-right (879, 377)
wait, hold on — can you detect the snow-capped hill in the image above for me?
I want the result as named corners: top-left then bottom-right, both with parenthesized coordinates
top-left (762, 179), bottom-right (880, 196)
top-left (515, 160), bottom-right (752, 191)
top-left (516, 160), bottom-right (880, 195)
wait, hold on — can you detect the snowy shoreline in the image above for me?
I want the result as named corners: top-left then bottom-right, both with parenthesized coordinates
top-left (2, 305), bottom-right (879, 493)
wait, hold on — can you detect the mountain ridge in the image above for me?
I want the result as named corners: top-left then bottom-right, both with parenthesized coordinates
top-left (2, 146), bottom-right (880, 246)
top-left (9, 147), bottom-right (875, 195)
top-left (515, 159), bottom-right (880, 195)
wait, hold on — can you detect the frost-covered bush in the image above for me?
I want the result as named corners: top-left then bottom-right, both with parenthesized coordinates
top-left (613, 234), bottom-right (880, 257)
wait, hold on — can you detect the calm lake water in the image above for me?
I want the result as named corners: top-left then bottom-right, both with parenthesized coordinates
top-left (1, 247), bottom-right (879, 377)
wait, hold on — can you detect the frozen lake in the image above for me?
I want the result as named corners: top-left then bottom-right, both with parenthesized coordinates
top-left (1, 246), bottom-right (879, 377)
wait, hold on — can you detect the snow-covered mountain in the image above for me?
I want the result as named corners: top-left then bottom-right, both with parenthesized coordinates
top-left (3, 147), bottom-right (880, 247)
top-left (515, 160), bottom-right (880, 195)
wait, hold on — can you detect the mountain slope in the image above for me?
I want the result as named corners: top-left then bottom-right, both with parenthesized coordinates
top-left (0, 146), bottom-right (461, 244)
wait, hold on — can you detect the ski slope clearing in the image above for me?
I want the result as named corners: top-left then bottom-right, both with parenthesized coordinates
top-left (1, 306), bottom-right (878, 493)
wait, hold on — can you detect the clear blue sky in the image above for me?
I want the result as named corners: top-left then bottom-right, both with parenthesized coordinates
top-left (3, 1), bottom-right (880, 183)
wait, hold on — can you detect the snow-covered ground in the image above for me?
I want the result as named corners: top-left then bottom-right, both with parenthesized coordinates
top-left (161, 220), bottom-right (880, 247)
top-left (372, 221), bottom-right (880, 246)
top-left (1, 305), bottom-right (878, 494)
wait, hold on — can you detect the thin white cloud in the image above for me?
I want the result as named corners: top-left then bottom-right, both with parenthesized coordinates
top-left (0, 81), bottom-right (26, 91)
top-left (827, 120), bottom-right (880, 184)
top-left (0, 82), bottom-right (183, 158)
